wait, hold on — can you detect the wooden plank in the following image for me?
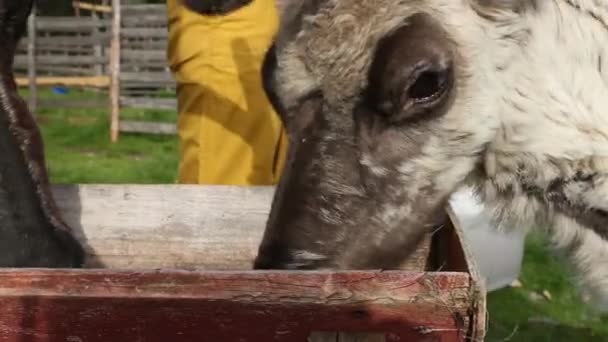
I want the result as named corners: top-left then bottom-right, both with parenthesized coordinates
top-left (121, 27), bottom-right (168, 38)
top-left (37, 98), bottom-right (108, 109)
top-left (109, 0), bottom-right (121, 142)
top-left (15, 76), bottom-right (110, 87)
top-left (122, 4), bottom-right (167, 15)
top-left (73, 1), bottom-right (112, 13)
top-left (120, 49), bottom-right (166, 60)
top-left (120, 72), bottom-right (173, 83)
top-left (14, 54), bottom-right (107, 66)
top-left (119, 120), bottom-right (176, 135)
top-left (27, 10), bottom-right (37, 113)
top-left (0, 269), bottom-right (473, 342)
top-left (17, 35), bottom-right (112, 47)
top-left (445, 205), bottom-right (487, 342)
top-left (50, 184), bottom-right (274, 269)
top-left (120, 96), bottom-right (176, 110)
top-left (14, 65), bottom-right (95, 76)
top-left (35, 17), bottom-right (110, 30)
top-left (92, 7), bottom-right (105, 76)
top-left (122, 14), bottom-right (168, 27)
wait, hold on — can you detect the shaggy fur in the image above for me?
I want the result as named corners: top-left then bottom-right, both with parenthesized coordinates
top-left (254, 0), bottom-right (608, 313)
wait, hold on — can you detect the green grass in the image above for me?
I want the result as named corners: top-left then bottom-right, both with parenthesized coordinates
top-left (22, 87), bottom-right (179, 184)
top-left (485, 234), bottom-right (608, 341)
top-left (21, 87), bottom-right (608, 341)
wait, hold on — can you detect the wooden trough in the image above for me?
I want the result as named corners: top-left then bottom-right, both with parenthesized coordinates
top-left (0, 185), bottom-right (487, 342)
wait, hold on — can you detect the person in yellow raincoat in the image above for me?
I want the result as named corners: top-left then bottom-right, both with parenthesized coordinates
top-left (166, 0), bottom-right (287, 185)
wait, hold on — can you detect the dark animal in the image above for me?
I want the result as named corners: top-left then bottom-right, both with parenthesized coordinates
top-left (0, 0), bottom-right (83, 267)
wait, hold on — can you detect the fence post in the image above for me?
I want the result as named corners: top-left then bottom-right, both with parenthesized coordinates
top-left (27, 8), bottom-right (37, 114)
top-left (109, 0), bottom-right (121, 142)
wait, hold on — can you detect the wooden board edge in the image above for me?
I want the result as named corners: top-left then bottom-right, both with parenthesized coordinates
top-left (445, 204), bottom-right (487, 341)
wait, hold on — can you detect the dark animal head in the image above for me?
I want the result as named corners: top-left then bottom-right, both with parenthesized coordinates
top-left (253, 0), bottom-right (538, 270)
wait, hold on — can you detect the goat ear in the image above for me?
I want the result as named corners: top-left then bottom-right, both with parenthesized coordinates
top-left (181, 0), bottom-right (253, 15)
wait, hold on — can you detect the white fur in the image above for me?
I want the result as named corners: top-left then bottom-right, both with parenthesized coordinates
top-left (275, 0), bottom-right (608, 312)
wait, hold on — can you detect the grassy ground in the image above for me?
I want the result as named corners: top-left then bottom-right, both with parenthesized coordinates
top-left (22, 87), bottom-right (608, 341)
top-left (29, 87), bottom-right (179, 184)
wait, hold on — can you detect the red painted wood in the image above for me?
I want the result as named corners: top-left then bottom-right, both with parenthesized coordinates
top-left (0, 269), bottom-right (476, 342)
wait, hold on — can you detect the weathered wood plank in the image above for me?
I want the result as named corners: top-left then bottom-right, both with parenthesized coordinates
top-left (119, 72), bottom-right (173, 83)
top-left (27, 11), bottom-right (37, 113)
top-left (0, 269), bottom-right (474, 342)
top-left (121, 27), bottom-right (168, 38)
top-left (17, 35), bottom-right (112, 47)
top-left (51, 184), bottom-right (274, 269)
top-left (73, 0), bottom-right (112, 13)
top-left (120, 49), bottom-right (166, 60)
top-left (15, 76), bottom-right (110, 87)
top-left (15, 54), bottom-right (107, 66)
top-left (122, 14), bottom-right (168, 27)
top-left (109, 0), bottom-right (122, 142)
top-left (35, 17), bottom-right (111, 30)
top-left (119, 120), bottom-right (176, 135)
top-left (36, 98), bottom-right (108, 109)
top-left (120, 96), bottom-right (176, 110)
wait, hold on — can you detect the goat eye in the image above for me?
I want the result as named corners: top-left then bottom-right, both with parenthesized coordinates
top-left (407, 68), bottom-right (449, 103)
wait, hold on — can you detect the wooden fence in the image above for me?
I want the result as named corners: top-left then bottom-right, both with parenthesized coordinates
top-left (13, 2), bottom-right (176, 142)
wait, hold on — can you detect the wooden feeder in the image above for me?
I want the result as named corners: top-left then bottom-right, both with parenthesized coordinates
top-left (0, 185), bottom-right (486, 342)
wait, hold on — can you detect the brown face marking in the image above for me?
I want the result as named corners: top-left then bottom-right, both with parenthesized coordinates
top-left (368, 13), bottom-right (455, 124)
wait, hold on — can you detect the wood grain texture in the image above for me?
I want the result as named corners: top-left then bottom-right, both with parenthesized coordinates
top-left (118, 120), bottom-right (176, 134)
top-left (73, 1), bottom-right (112, 13)
top-left (15, 76), bottom-right (110, 87)
top-left (18, 184), bottom-right (485, 342)
top-left (27, 10), bottom-right (37, 113)
top-left (445, 205), bottom-right (487, 342)
top-left (0, 269), bottom-right (474, 342)
top-left (109, 0), bottom-right (121, 142)
top-left (51, 184), bottom-right (275, 269)
top-left (50, 184), bottom-right (435, 271)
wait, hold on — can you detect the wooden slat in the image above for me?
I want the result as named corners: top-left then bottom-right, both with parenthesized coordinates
top-left (120, 49), bottom-right (166, 60)
top-left (14, 65), bottom-right (96, 76)
top-left (445, 205), bottom-right (487, 342)
top-left (122, 15), bottom-right (168, 27)
top-left (15, 54), bottom-right (107, 66)
top-left (119, 120), bottom-right (176, 135)
top-left (120, 96), bottom-right (176, 110)
top-left (27, 12), bottom-right (37, 113)
top-left (17, 35), bottom-right (112, 47)
top-left (1, 183), bottom-right (483, 341)
top-left (120, 72), bottom-right (173, 83)
top-left (50, 184), bottom-right (274, 269)
top-left (15, 76), bottom-right (110, 87)
top-left (37, 98), bottom-right (108, 109)
top-left (121, 27), bottom-right (167, 38)
top-left (73, 1), bottom-right (112, 13)
top-left (0, 269), bottom-right (474, 342)
top-left (122, 4), bottom-right (167, 15)
top-left (110, 0), bottom-right (122, 142)
top-left (35, 17), bottom-right (110, 30)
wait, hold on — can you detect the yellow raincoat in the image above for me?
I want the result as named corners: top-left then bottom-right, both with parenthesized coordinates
top-left (166, 0), bottom-right (287, 185)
